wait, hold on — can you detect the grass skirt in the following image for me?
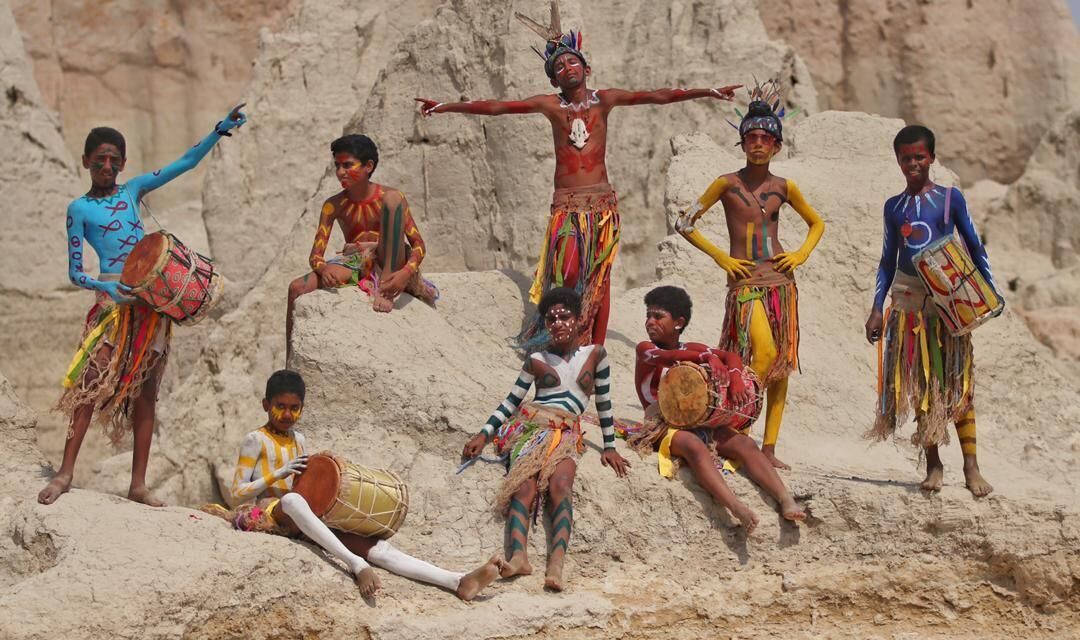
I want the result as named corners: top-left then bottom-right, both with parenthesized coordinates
top-left (720, 262), bottom-right (799, 386)
top-left (493, 403), bottom-right (584, 515)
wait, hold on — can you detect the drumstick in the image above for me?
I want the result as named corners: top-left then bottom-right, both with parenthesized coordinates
top-left (455, 455), bottom-right (507, 475)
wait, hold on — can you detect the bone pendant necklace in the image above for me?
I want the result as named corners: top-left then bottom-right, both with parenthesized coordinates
top-left (561, 89), bottom-right (599, 150)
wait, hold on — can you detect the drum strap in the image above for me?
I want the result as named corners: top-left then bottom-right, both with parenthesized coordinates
top-left (943, 185), bottom-right (952, 227)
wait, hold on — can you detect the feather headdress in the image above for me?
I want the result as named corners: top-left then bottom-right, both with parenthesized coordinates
top-left (727, 77), bottom-right (798, 143)
top-left (515, 1), bottom-right (587, 78)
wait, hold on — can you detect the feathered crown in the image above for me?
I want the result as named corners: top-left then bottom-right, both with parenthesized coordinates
top-left (515, 1), bottom-right (587, 78)
top-left (727, 78), bottom-right (798, 143)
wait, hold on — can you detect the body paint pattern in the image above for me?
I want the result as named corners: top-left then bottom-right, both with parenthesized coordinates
top-left (309, 187), bottom-right (427, 273)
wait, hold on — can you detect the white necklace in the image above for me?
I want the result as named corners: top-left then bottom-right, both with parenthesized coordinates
top-left (559, 89), bottom-right (599, 150)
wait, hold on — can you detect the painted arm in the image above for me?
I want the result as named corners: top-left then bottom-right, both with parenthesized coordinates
top-left (677, 176), bottom-right (755, 279)
top-left (480, 363), bottom-right (536, 439)
top-left (603, 85), bottom-right (739, 107)
top-left (309, 200), bottom-right (336, 272)
top-left (949, 187), bottom-right (997, 289)
top-left (593, 351), bottom-right (616, 450)
top-left (230, 432), bottom-right (305, 503)
top-left (402, 201), bottom-right (427, 273)
top-left (416, 94), bottom-right (549, 117)
top-left (637, 342), bottom-right (721, 367)
top-left (126, 104), bottom-right (247, 198)
top-left (66, 203), bottom-right (128, 302)
top-left (873, 203), bottom-right (901, 312)
top-left (773, 180), bottom-right (826, 273)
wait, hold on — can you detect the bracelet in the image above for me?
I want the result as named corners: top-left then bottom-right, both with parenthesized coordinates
top-left (214, 121), bottom-right (232, 137)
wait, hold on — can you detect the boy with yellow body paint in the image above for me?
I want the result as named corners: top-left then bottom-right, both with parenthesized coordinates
top-left (675, 81), bottom-right (824, 469)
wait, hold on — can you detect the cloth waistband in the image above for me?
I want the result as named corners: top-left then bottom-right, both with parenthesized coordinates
top-left (521, 403), bottom-right (579, 429)
top-left (889, 272), bottom-right (933, 312)
top-left (551, 183), bottom-right (616, 211)
top-left (728, 260), bottom-right (795, 288)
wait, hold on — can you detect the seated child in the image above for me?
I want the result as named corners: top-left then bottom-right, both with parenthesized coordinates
top-left (285, 135), bottom-right (438, 355)
top-left (627, 286), bottom-right (805, 531)
top-left (461, 287), bottom-right (630, 592)
top-left (205, 370), bottom-right (501, 600)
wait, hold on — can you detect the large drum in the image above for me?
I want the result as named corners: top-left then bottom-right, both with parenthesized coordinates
top-left (120, 231), bottom-right (224, 326)
top-left (658, 361), bottom-right (763, 431)
top-left (290, 453), bottom-right (409, 539)
top-left (913, 236), bottom-right (1003, 336)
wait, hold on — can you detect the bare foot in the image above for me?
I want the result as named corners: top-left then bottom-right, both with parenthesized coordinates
top-left (500, 552), bottom-right (533, 578)
top-left (762, 446), bottom-right (791, 470)
top-left (779, 495), bottom-right (806, 522)
top-left (127, 485), bottom-right (165, 507)
top-left (372, 293), bottom-right (394, 313)
top-left (963, 464), bottom-right (993, 497)
top-left (406, 279), bottom-right (439, 306)
top-left (731, 502), bottom-right (760, 535)
top-left (921, 463), bottom-right (944, 492)
top-left (354, 567), bottom-right (381, 598)
top-left (544, 554), bottom-right (565, 592)
top-left (38, 474), bottom-right (72, 505)
top-left (456, 555), bottom-right (503, 601)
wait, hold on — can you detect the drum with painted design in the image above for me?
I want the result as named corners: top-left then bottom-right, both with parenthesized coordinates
top-left (120, 231), bottom-right (224, 326)
top-left (291, 453), bottom-right (409, 539)
top-left (657, 361), bottom-right (762, 431)
top-left (913, 236), bottom-right (1003, 336)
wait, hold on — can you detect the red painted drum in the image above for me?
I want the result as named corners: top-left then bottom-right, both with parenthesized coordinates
top-left (120, 231), bottom-right (224, 326)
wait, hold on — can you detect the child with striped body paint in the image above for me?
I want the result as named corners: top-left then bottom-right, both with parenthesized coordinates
top-left (676, 83), bottom-right (825, 470)
top-left (217, 370), bottom-right (503, 600)
top-left (462, 288), bottom-right (630, 591)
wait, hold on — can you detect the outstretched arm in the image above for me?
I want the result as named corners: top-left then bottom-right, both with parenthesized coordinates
top-left (602, 85), bottom-right (739, 108)
top-left (230, 433), bottom-right (306, 503)
top-left (416, 94), bottom-right (550, 117)
top-left (773, 180), bottom-right (826, 273)
top-left (126, 104), bottom-right (247, 198)
top-left (676, 176), bottom-right (754, 279)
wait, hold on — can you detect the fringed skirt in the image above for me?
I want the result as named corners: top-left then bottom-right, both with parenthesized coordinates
top-left (493, 403), bottom-right (584, 516)
top-left (720, 262), bottom-right (799, 386)
top-left (518, 184), bottom-right (619, 350)
top-left (869, 273), bottom-right (974, 448)
top-left (56, 290), bottom-right (172, 443)
top-left (329, 246), bottom-right (438, 305)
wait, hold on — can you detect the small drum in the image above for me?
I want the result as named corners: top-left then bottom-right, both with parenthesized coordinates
top-left (120, 231), bottom-right (224, 326)
top-left (290, 453), bottom-right (409, 539)
top-left (658, 361), bottom-right (763, 430)
top-left (913, 236), bottom-right (1003, 336)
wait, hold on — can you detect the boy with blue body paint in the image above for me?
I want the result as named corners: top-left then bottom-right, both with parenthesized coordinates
top-left (39, 104), bottom-right (247, 507)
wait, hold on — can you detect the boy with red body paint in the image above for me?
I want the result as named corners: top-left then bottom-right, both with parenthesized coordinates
top-left (286, 134), bottom-right (437, 358)
top-left (416, 3), bottom-right (739, 348)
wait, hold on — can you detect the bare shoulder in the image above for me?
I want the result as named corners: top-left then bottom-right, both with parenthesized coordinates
top-left (380, 186), bottom-right (408, 206)
top-left (772, 174), bottom-right (793, 195)
top-left (322, 192), bottom-right (346, 214)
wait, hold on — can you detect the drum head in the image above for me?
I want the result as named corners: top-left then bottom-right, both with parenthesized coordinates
top-left (658, 363), bottom-right (710, 428)
top-left (120, 232), bottom-right (168, 288)
top-left (290, 454), bottom-right (342, 519)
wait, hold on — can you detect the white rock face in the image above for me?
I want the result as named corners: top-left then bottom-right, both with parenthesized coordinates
top-left (759, 0), bottom-right (1080, 184)
top-left (202, 0), bottom-right (818, 291)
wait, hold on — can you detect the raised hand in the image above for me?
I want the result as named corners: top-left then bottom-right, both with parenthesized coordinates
top-left (710, 85), bottom-right (742, 101)
top-left (773, 250), bottom-right (807, 273)
top-left (216, 103), bottom-right (248, 136)
top-left (716, 254), bottom-right (755, 280)
top-left (415, 98), bottom-right (443, 117)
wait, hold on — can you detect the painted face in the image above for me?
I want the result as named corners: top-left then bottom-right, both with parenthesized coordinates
top-left (334, 153), bottom-right (371, 190)
top-left (544, 303), bottom-right (579, 346)
top-left (895, 140), bottom-right (934, 187)
top-left (741, 130), bottom-right (780, 165)
top-left (645, 305), bottom-right (682, 345)
top-left (83, 144), bottom-right (126, 189)
top-left (265, 392), bottom-right (303, 432)
top-left (552, 53), bottom-right (587, 90)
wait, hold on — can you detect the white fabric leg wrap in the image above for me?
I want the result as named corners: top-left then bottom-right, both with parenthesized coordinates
top-left (278, 492), bottom-right (370, 575)
top-left (367, 539), bottom-right (463, 592)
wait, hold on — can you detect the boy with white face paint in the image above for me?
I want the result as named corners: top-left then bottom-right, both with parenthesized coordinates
top-left (215, 370), bottom-right (503, 600)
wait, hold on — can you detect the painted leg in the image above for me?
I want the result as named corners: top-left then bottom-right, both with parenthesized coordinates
top-left (543, 458), bottom-right (577, 591)
top-left (956, 408), bottom-right (992, 497)
top-left (128, 358), bottom-right (165, 507)
top-left (278, 493), bottom-right (380, 596)
top-left (714, 429), bottom-right (803, 521)
top-left (746, 299), bottom-right (789, 469)
top-left (502, 478), bottom-right (537, 578)
top-left (670, 431), bottom-right (758, 533)
top-left (590, 278), bottom-right (611, 345)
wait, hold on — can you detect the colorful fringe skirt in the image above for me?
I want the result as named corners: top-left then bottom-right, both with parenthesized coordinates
top-left (720, 261), bottom-right (800, 386)
top-left (328, 247), bottom-right (438, 305)
top-left (493, 403), bottom-right (584, 516)
top-left (870, 273), bottom-right (974, 448)
top-left (56, 288), bottom-right (172, 443)
top-left (518, 184), bottom-right (619, 350)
